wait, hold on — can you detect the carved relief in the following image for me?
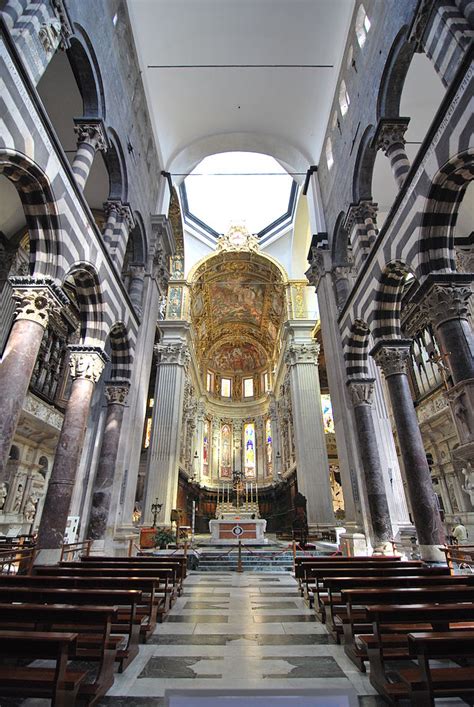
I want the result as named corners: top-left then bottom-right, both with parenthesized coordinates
top-left (347, 379), bottom-right (375, 407)
top-left (155, 342), bottom-right (190, 367)
top-left (105, 382), bottom-right (130, 405)
top-left (420, 284), bottom-right (472, 329)
top-left (285, 342), bottom-right (320, 367)
top-left (68, 348), bottom-right (107, 383)
top-left (372, 344), bottom-right (411, 378)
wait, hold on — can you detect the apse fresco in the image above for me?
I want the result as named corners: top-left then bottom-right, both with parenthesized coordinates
top-left (209, 281), bottom-right (265, 325)
top-left (209, 342), bottom-right (266, 372)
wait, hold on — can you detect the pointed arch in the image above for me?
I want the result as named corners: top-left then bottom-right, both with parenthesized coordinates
top-left (352, 124), bottom-right (376, 203)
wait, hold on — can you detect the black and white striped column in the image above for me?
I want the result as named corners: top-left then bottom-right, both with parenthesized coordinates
top-left (374, 118), bottom-right (411, 190)
top-left (343, 201), bottom-right (379, 271)
top-left (72, 119), bottom-right (109, 191)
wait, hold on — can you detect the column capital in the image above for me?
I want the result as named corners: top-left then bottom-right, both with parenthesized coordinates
top-left (373, 118), bottom-right (410, 153)
top-left (343, 200), bottom-right (378, 233)
top-left (103, 199), bottom-right (122, 219)
top-left (104, 380), bottom-right (130, 405)
top-left (347, 378), bottom-right (375, 407)
top-left (305, 248), bottom-right (330, 290)
top-left (285, 341), bottom-right (320, 367)
top-left (117, 203), bottom-right (135, 231)
top-left (418, 281), bottom-right (472, 329)
top-left (155, 341), bottom-right (190, 367)
top-left (73, 118), bottom-right (109, 152)
top-left (371, 340), bottom-right (412, 377)
top-left (68, 346), bottom-right (108, 383)
top-left (9, 276), bottom-right (69, 329)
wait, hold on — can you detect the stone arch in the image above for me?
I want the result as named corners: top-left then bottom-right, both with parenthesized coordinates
top-left (419, 150), bottom-right (474, 278)
top-left (352, 124), bottom-right (376, 203)
top-left (0, 150), bottom-right (61, 279)
top-left (331, 211), bottom-right (350, 266)
top-left (65, 263), bottom-right (105, 347)
top-left (128, 212), bottom-right (147, 267)
top-left (67, 25), bottom-right (106, 118)
top-left (344, 319), bottom-right (371, 379)
top-left (371, 261), bottom-right (414, 342)
top-left (104, 128), bottom-right (128, 202)
top-left (108, 322), bottom-right (133, 381)
top-left (376, 25), bottom-right (414, 120)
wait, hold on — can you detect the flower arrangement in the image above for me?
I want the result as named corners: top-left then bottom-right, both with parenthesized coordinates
top-left (154, 527), bottom-right (175, 549)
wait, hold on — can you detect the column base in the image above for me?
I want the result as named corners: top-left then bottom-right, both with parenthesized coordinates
top-left (372, 540), bottom-right (400, 556)
top-left (419, 544), bottom-right (447, 563)
top-left (34, 548), bottom-right (62, 565)
top-left (339, 532), bottom-right (368, 556)
top-left (89, 539), bottom-right (106, 556)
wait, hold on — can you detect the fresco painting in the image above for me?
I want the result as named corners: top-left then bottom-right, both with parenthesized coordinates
top-left (209, 280), bottom-right (265, 325)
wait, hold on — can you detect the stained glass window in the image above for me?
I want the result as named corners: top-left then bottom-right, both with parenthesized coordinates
top-left (265, 418), bottom-right (273, 476)
top-left (203, 419), bottom-right (210, 476)
top-left (244, 422), bottom-right (256, 478)
top-left (220, 423), bottom-right (232, 478)
top-left (321, 394), bottom-right (335, 434)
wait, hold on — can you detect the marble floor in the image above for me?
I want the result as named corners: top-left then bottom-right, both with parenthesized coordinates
top-left (97, 571), bottom-right (389, 706)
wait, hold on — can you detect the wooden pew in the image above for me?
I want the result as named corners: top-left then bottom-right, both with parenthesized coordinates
top-left (317, 569), bottom-right (456, 627)
top-left (83, 553), bottom-right (188, 581)
top-left (330, 576), bottom-right (474, 669)
top-left (294, 555), bottom-right (409, 591)
top-left (358, 608), bottom-right (474, 702)
top-left (0, 573), bottom-right (163, 650)
top-left (304, 564), bottom-right (445, 609)
top-left (401, 631), bottom-right (474, 706)
top-left (39, 564), bottom-right (179, 608)
top-left (0, 603), bottom-right (118, 703)
top-left (55, 562), bottom-right (180, 604)
top-left (0, 586), bottom-right (143, 667)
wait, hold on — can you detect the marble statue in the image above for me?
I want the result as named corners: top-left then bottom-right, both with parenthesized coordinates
top-left (23, 496), bottom-right (37, 522)
top-left (12, 483), bottom-right (24, 513)
top-left (462, 464), bottom-right (474, 506)
top-left (0, 483), bottom-right (7, 510)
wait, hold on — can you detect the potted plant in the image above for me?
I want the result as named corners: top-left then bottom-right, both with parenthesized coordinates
top-left (154, 527), bottom-right (175, 549)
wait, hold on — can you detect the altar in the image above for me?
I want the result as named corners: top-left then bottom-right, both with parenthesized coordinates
top-left (209, 512), bottom-right (267, 545)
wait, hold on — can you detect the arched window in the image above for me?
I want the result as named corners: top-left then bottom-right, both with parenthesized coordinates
top-left (244, 422), bottom-right (256, 478)
top-left (347, 44), bottom-right (354, 69)
top-left (265, 419), bottom-right (273, 477)
top-left (202, 419), bottom-right (210, 476)
top-left (220, 423), bottom-right (232, 478)
top-left (355, 4), bottom-right (371, 48)
top-left (326, 138), bottom-right (334, 170)
top-left (339, 81), bottom-right (350, 116)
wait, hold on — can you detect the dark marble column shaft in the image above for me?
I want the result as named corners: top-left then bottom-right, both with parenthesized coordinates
top-left (0, 280), bottom-right (66, 476)
top-left (435, 317), bottom-right (474, 385)
top-left (348, 379), bottom-right (392, 546)
top-left (36, 349), bottom-right (106, 554)
top-left (87, 382), bottom-right (129, 541)
top-left (372, 343), bottom-right (445, 551)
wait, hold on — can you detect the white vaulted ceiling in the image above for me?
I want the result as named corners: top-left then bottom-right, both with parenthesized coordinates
top-left (127, 0), bottom-right (355, 179)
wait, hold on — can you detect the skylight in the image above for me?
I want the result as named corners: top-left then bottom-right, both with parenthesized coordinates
top-left (182, 152), bottom-right (295, 238)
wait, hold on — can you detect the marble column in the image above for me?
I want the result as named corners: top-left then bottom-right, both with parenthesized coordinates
top-left (194, 401), bottom-right (206, 484)
top-left (143, 339), bottom-right (190, 525)
top-left (211, 418), bottom-right (220, 481)
top-left (347, 379), bottom-right (393, 551)
top-left (36, 347), bottom-right (107, 563)
top-left (256, 416), bottom-right (265, 482)
top-left (233, 419), bottom-right (243, 478)
top-left (343, 201), bottom-right (378, 272)
top-left (102, 201), bottom-right (120, 246)
top-left (87, 381), bottom-right (130, 546)
top-left (0, 277), bottom-right (67, 477)
top-left (71, 119), bottom-right (109, 191)
top-left (285, 336), bottom-right (334, 526)
top-left (374, 119), bottom-right (411, 189)
top-left (372, 341), bottom-right (445, 560)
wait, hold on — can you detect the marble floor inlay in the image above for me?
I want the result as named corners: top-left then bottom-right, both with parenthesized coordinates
top-left (90, 570), bottom-right (405, 705)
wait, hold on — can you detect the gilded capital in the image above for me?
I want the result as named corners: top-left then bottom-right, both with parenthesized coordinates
top-left (68, 346), bottom-right (107, 383)
top-left (105, 381), bottom-right (130, 405)
top-left (372, 341), bottom-right (412, 377)
top-left (419, 283), bottom-right (472, 329)
top-left (10, 277), bottom-right (68, 329)
top-left (285, 341), bottom-right (320, 367)
top-left (347, 378), bottom-right (375, 407)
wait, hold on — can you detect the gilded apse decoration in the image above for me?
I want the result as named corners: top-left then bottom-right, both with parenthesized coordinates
top-left (189, 226), bottom-right (288, 398)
